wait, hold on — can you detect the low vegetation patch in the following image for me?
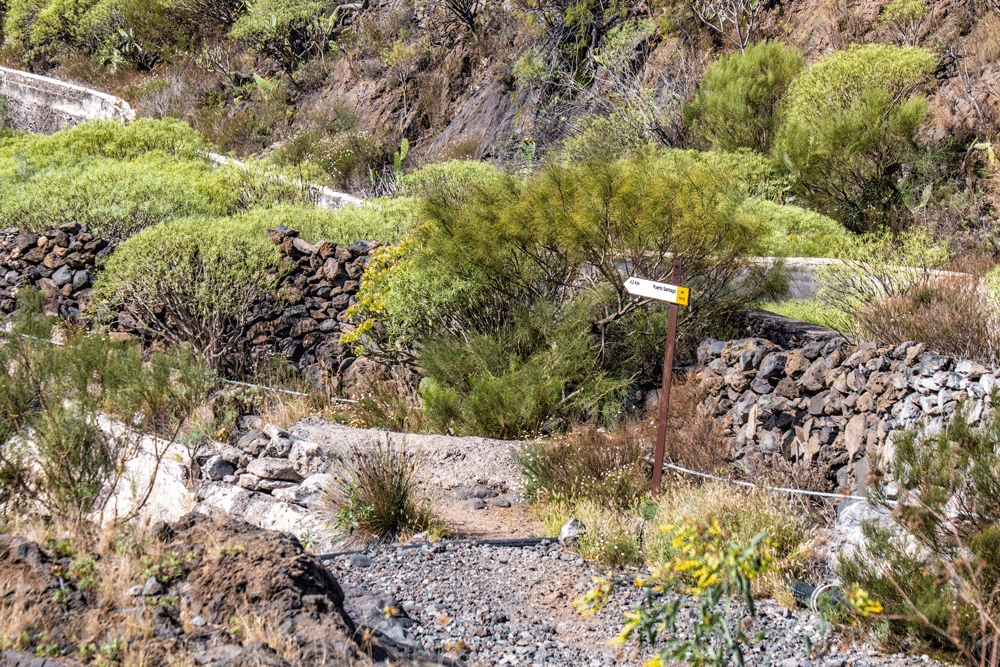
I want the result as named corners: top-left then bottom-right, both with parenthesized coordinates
top-left (755, 298), bottom-right (852, 332)
top-left (839, 402), bottom-right (1000, 664)
top-left (0, 291), bottom-right (217, 530)
top-left (320, 436), bottom-right (436, 544)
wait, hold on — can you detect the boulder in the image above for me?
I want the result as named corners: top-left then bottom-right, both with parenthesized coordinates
top-left (237, 429), bottom-right (269, 457)
top-left (246, 458), bottom-right (304, 482)
top-left (203, 455), bottom-right (236, 482)
top-left (289, 440), bottom-right (326, 477)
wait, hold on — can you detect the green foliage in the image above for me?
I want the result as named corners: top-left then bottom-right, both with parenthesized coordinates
top-left (392, 137), bottom-right (409, 177)
top-left (93, 205), bottom-right (308, 374)
top-left (881, 0), bottom-right (926, 24)
top-left (228, 0), bottom-right (332, 72)
top-left (539, 495), bottom-right (645, 567)
top-left (0, 118), bottom-right (204, 165)
top-left (341, 226), bottom-right (484, 360)
top-left (350, 151), bottom-right (784, 437)
top-left (517, 425), bottom-right (650, 508)
top-left (594, 18), bottom-right (658, 73)
top-left (745, 199), bottom-right (850, 257)
top-left (512, 47), bottom-right (550, 88)
top-left (417, 151), bottom-right (774, 342)
top-left (140, 550), bottom-right (194, 585)
top-left (839, 401), bottom-right (1000, 663)
top-left (268, 129), bottom-right (392, 191)
top-left (420, 300), bottom-right (627, 438)
top-left (316, 196), bottom-right (422, 245)
top-left (775, 44), bottom-right (937, 233)
top-left (0, 291), bottom-right (218, 527)
top-left (755, 298), bottom-right (852, 331)
top-left (321, 436), bottom-right (434, 543)
top-left (647, 483), bottom-right (815, 594)
top-left (578, 520), bottom-right (770, 667)
top-left (0, 154), bottom-right (231, 239)
top-left (0, 119), bottom-right (326, 239)
top-left (2, 0), bottom-right (170, 69)
top-left (686, 40), bottom-right (804, 153)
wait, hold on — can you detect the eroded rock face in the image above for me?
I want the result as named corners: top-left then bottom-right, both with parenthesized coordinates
top-left (0, 516), bottom-right (374, 667)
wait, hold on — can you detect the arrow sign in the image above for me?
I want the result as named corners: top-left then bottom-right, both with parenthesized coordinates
top-left (624, 276), bottom-right (689, 306)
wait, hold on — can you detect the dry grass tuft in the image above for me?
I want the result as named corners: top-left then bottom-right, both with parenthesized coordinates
top-left (656, 372), bottom-right (729, 476)
top-left (649, 480), bottom-right (818, 599)
top-left (517, 423), bottom-right (651, 509)
top-left (320, 435), bottom-right (435, 544)
top-left (856, 272), bottom-right (999, 364)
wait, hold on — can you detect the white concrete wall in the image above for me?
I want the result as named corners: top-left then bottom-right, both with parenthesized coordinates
top-left (0, 66), bottom-right (135, 133)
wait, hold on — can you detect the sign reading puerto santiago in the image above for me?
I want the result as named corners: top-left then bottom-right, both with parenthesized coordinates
top-left (624, 276), bottom-right (689, 306)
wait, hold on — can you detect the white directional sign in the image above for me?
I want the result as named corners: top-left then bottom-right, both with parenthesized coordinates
top-left (625, 276), bottom-right (689, 306)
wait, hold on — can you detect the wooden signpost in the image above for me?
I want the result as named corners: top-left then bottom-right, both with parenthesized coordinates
top-left (624, 260), bottom-right (686, 496)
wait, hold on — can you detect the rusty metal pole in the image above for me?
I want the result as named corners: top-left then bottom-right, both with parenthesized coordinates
top-left (651, 259), bottom-right (682, 497)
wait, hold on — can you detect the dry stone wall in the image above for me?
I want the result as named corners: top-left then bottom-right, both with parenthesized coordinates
top-left (696, 336), bottom-right (998, 494)
top-left (0, 223), bottom-right (113, 319)
top-left (0, 222), bottom-right (376, 388)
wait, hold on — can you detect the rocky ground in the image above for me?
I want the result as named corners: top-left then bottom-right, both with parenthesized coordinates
top-left (0, 415), bottom-right (958, 667)
top-left (326, 537), bottom-right (951, 667)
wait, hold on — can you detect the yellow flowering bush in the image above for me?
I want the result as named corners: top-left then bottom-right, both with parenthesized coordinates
top-left (576, 518), bottom-right (770, 667)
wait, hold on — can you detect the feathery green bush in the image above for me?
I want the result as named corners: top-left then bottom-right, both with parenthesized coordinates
top-left (775, 44), bottom-right (937, 233)
top-left (840, 402), bottom-right (1000, 663)
top-left (349, 151), bottom-right (784, 436)
top-left (686, 40), bottom-right (804, 153)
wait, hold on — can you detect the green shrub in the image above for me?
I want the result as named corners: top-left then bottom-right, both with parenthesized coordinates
top-left (839, 402), bottom-right (1000, 663)
top-left (93, 205), bottom-right (324, 374)
top-left (652, 148), bottom-right (794, 202)
top-left (0, 291), bottom-right (217, 528)
top-left (815, 228), bottom-right (988, 355)
top-left (0, 118), bottom-right (204, 165)
top-left (398, 159), bottom-right (504, 202)
top-left (321, 436), bottom-right (434, 543)
top-left (314, 196), bottom-right (423, 246)
top-left (0, 155), bottom-right (231, 239)
top-left (419, 300), bottom-right (628, 438)
top-left (349, 151), bottom-right (785, 437)
top-left (416, 151), bottom-right (779, 348)
top-left (775, 44), bottom-right (937, 233)
top-left (268, 129), bottom-right (391, 191)
top-left (745, 199), bottom-right (850, 257)
top-left (685, 40), bottom-right (804, 153)
top-left (228, 0), bottom-right (331, 73)
top-left (3, 0), bottom-right (174, 68)
top-left (539, 497), bottom-right (645, 567)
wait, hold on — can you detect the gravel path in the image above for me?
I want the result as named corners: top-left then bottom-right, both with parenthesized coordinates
top-left (326, 540), bottom-right (951, 667)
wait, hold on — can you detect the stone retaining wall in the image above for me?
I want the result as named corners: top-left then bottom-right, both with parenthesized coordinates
top-left (696, 336), bottom-right (998, 494)
top-left (108, 225), bottom-right (376, 386)
top-left (0, 223), bottom-right (375, 387)
top-left (0, 66), bottom-right (134, 133)
top-left (0, 224), bottom-right (113, 319)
